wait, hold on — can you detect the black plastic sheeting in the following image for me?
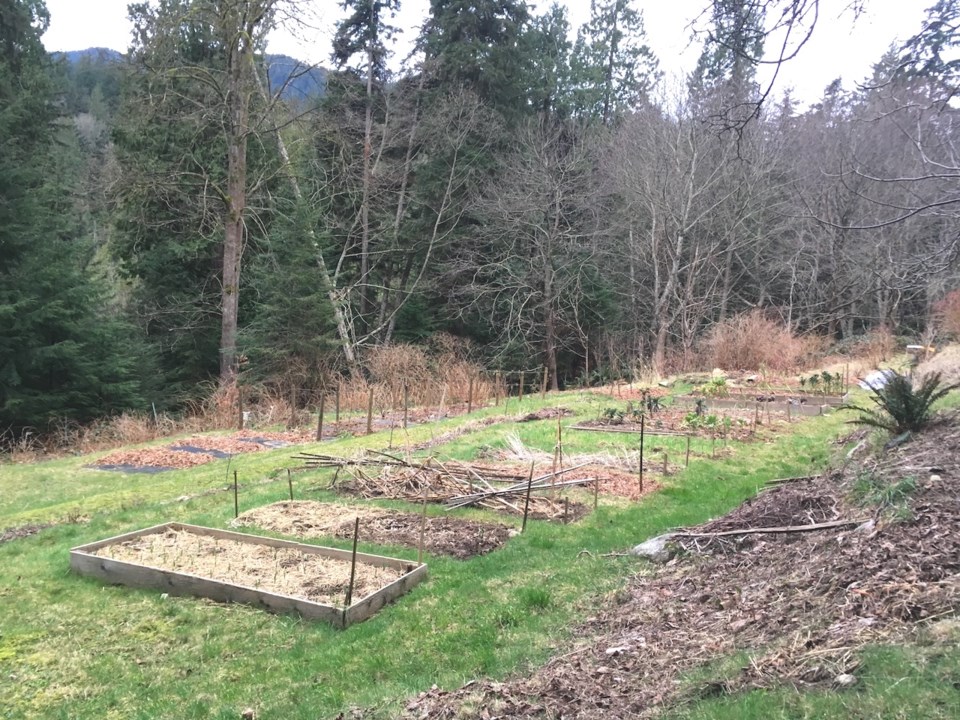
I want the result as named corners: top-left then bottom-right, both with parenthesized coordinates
top-left (170, 444), bottom-right (234, 459)
top-left (89, 463), bottom-right (174, 474)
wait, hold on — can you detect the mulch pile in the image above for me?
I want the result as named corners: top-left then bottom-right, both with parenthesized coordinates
top-left (235, 501), bottom-right (513, 560)
top-left (404, 416), bottom-right (960, 718)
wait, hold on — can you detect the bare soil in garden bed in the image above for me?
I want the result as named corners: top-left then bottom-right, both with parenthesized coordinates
top-left (576, 406), bottom-right (777, 442)
top-left (91, 526), bottom-right (406, 606)
top-left (405, 415), bottom-right (960, 718)
top-left (233, 501), bottom-right (513, 559)
top-left (0, 523), bottom-right (52, 545)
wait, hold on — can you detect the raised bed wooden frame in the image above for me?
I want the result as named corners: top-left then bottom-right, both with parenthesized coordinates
top-left (69, 522), bottom-right (428, 628)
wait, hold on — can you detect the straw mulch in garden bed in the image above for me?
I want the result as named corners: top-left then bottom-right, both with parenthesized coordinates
top-left (234, 501), bottom-right (513, 559)
top-left (405, 416), bottom-right (960, 718)
top-left (92, 526), bottom-right (405, 606)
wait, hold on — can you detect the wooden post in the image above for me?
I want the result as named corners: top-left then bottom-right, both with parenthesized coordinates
top-left (418, 481), bottom-right (428, 566)
top-left (403, 384), bottom-right (409, 430)
top-left (335, 382), bottom-right (341, 423)
top-left (238, 386), bottom-right (244, 430)
top-left (366, 387), bottom-right (374, 435)
top-left (287, 468), bottom-right (293, 501)
top-left (518, 372), bottom-right (525, 404)
top-left (233, 470), bottom-right (239, 519)
top-left (521, 460), bottom-right (535, 533)
top-left (288, 385), bottom-right (298, 429)
top-left (662, 453), bottom-right (668, 476)
top-left (345, 518), bottom-right (360, 607)
top-left (315, 395), bottom-right (325, 441)
top-left (467, 375), bottom-right (474, 414)
top-left (638, 414), bottom-right (645, 494)
top-left (540, 365), bottom-right (548, 400)
top-left (685, 434), bottom-right (691, 468)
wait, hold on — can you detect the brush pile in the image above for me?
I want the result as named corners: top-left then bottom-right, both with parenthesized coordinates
top-left (293, 450), bottom-right (593, 521)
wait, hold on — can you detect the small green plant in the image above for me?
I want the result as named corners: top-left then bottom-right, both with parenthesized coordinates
top-left (600, 407), bottom-right (625, 424)
top-left (696, 376), bottom-right (729, 398)
top-left (845, 371), bottom-right (958, 435)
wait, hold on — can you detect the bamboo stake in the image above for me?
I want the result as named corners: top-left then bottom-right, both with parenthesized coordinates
top-left (594, 473), bottom-right (600, 510)
top-left (315, 395), bottom-right (325, 442)
top-left (467, 375), bottom-right (474, 414)
top-left (518, 372), bottom-right (525, 404)
top-left (287, 468), bottom-right (293, 501)
top-left (335, 382), bottom-right (341, 422)
top-left (233, 470), bottom-right (239, 518)
top-left (366, 387), bottom-right (374, 435)
top-left (345, 517), bottom-right (360, 607)
top-left (685, 434), bottom-right (691, 467)
top-left (494, 371), bottom-right (501, 406)
top-left (638, 414), bottom-right (645, 494)
top-left (521, 461), bottom-right (535, 532)
top-left (403, 384), bottom-right (409, 429)
top-left (541, 366), bottom-right (548, 400)
top-left (787, 401), bottom-right (792, 423)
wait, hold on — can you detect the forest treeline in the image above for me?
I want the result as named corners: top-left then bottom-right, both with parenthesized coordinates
top-left (2, 0), bottom-right (960, 436)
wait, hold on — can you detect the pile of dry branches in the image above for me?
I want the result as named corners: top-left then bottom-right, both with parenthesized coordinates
top-left (293, 450), bottom-right (593, 521)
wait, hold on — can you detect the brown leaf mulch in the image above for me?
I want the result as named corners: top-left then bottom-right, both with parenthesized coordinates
top-left (233, 501), bottom-right (513, 560)
top-left (403, 418), bottom-right (960, 719)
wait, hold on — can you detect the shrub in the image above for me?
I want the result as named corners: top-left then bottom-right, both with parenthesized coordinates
top-left (933, 289), bottom-right (960, 338)
top-left (703, 311), bottom-right (818, 372)
top-left (845, 371), bottom-right (958, 435)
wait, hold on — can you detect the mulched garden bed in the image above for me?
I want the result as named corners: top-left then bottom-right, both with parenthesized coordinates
top-left (233, 501), bottom-right (513, 559)
top-left (89, 431), bottom-right (314, 471)
top-left (576, 406), bottom-right (778, 441)
top-left (405, 416), bottom-right (960, 718)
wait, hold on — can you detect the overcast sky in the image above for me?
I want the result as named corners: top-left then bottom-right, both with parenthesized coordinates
top-left (42, 0), bottom-right (931, 105)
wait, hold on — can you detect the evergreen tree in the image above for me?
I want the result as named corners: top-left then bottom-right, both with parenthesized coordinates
top-left (0, 0), bottom-right (148, 434)
top-left (420, 0), bottom-right (532, 120)
top-left (571, 0), bottom-right (659, 124)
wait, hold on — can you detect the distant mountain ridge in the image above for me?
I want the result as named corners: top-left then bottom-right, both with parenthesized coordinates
top-left (56, 47), bottom-right (327, 101)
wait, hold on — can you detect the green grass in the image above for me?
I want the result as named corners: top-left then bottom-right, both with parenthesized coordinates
top-left (0, 389), bottom-right (954, 719)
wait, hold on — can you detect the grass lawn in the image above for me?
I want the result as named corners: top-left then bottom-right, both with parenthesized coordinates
top-left (1, 386), bottom-right (956, 719)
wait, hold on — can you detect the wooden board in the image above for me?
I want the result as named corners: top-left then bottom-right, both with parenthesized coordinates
top-left (70, 522), bottom-right (428, 628)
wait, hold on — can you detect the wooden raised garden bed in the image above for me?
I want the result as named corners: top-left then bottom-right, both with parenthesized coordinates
top-left (70, 522), bottom-right (427, 628)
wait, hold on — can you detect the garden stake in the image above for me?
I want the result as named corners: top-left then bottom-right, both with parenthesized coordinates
top-left (638, 414), bottom-right (645, 494)
top-left (366, 388), bottom-right (374, 435)
top-left (418, 481), bottom-right (428, 566)
top-left (766, 401), bottom-right (771, 426)
top-left (345, 517), bottom-right (360, 608)
top-left (316, 395), bottom-right (325, 442)
top-left (467, 375), bottom-right (474, 414)
top-left (233, 470), bottom-right (239, 518)
top-left (685, 435), bottom-right (691, 467)
top-left (663, 453), bottom-right (668, 476)
top-left (335, 383), bottom-right (341, 422)
top-left (541, 365), bottom-right (548, 400)
top-left (564, 497), bottom-right (569, 523)
top-left (521, 460), bottom-right (535, 533)
top-left (494, 371), bottom-right (501, 406)
top-left (289, 385), bottom-right (297, 429)
top-left (594, 474), bottom-right (599, 509)
top-left (787, 402), bottom-right (791, 423)
top-left (518, 372), bottom-right (525, 404)
top-left (403, 384), bottom-right (409, 429)
top-left (238, 386), bottom-right (244, 430)
top-left (287, 468), bottom-right (293, 501)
